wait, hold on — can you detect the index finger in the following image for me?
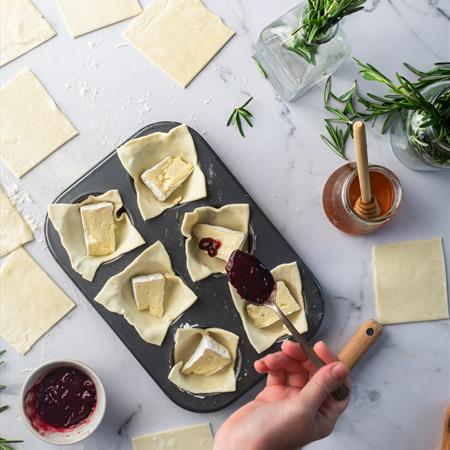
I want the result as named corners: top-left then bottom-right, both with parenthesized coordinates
top-left (281, 340), bottom-right (340, 374)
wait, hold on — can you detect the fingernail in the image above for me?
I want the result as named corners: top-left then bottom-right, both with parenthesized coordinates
top-left (331, 363), bottom-right (349, 381)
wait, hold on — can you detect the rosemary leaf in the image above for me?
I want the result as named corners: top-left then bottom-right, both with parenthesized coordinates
top-left (227, 97), bottom-right (254, 138)
top-left (252, 57), bottom-right (268, 79)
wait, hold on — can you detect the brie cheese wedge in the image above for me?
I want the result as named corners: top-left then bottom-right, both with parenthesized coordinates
top-left (80, 202), bottom-right (116, 256)
top-left (131, 273), bottom-right (166, 318)
top-left (181, 334), bottom-right (232, 376)
top-left (246, 281), bottom-right (300, 328)
top-left (192, 223), bottom-right (246, 261)
top-left (141, 156), bottom-right (193, 202)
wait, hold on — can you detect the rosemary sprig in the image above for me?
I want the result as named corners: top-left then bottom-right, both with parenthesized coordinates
top-left (0, 351), bottom-right (23, 449)
top-left (227, 97), bottom-right (254, 137)
top-left (321, 61), bottom-right (450, 159)
top-left (287, 0), bottom-right (367, 64)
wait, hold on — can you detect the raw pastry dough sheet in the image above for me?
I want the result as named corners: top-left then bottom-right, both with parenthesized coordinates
top-left (0, 69), bottom-right (78, 178)
top-left (0, 248), bottom-right (75, 354)
top-left (117, 124), bottom-right (207, 220)
top-left (181, 204), bottom-right (250, 281)
top-left (0, 187), bottom-right (33, 257)
top-left (95, 241), bottom-right (197, 346)
top-left (373, 238), bottom-right (449, 325)
top-left (0, 0), bottom-right (56, 67)
top-left (57, 0), bottom-right (142, 38)
top-left (168, 327), bottom-right (238, 394)
top-left (48, 190), bottom-right (145, 281)
top-left (123, 0), bottom-right (235, 87)
top-left (132, 423), bottom-right (214, 450)
top-left (230, 262), bottom-right (308, 354)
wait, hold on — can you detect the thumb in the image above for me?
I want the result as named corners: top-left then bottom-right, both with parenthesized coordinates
top-left (297, 362), bottom-right (349, 411)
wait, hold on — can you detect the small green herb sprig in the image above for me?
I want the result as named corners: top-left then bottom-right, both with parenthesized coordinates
top-left (227, 97), bottom-right (254, 137)
top-left (287, 0), bottom-right (366, 64)
top-left (0, 351), bottom-right (23, 450)
top-left (321, 60), bottom-right (450, 159)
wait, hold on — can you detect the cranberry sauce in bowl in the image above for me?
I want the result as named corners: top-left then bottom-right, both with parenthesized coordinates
top-left (21, 360), bottom-right (106, 445)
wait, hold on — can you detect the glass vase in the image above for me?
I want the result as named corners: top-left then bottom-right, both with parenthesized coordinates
top-left (390, 81), bottom-right (450, 171)
top-left (253, 1), bottom-right (351, 102)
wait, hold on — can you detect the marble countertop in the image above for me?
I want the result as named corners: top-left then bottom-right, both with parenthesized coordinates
top-left (1, 1), bottom-right (449, 449)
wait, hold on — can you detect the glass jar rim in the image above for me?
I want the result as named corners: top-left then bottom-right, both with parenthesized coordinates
top-left (341, 165), bottom-right (402, 225)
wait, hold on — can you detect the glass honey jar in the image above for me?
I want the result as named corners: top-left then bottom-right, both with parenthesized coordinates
top-left (322, 163), bottom-right (402, 235)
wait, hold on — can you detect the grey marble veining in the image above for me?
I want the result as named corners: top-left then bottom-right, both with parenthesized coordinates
top-left (0, 1), bottom-right (449, 450)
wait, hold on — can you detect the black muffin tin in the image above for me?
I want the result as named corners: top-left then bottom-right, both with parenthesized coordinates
top-left (45, 122), bottom-right (324, 413)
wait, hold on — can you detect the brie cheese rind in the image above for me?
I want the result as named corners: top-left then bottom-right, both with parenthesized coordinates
top-left (117, 124), bottom-right (207, 220)
top-left (0, 187), bottom-right (33, 257)
top-left (373, 238), bottom-right (449, 325)
top-left (48, 190), bottom-right (145, 281)
top-left (181, 334), bottom-right (231, 376)
top-left (131, 273), bottom-right (165, 318)
top-left (246, 281), bottom-right (301, 328)
top-left (192, 223), bottom-right (246, 262)
top-left (181, 204), bottom-right (250, 282)
top-left (80, 202), bottom-right (116, 256)
top-left (95, 241), bottom-right (197, 346)
top-left (168, 327), bottom-right (238, 394)
top-left (141, 156), bottom-right (194, 202)
top-left (230, 262), bottom-right (308, 354)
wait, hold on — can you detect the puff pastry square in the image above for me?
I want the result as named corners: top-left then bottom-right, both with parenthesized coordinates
top-left (95, 241), bottom-right (197, 346)
top-left (123, 0), bottom-right (234, 87)
top-left (373, 238), bottom-right (449, 325)
top-left (181, 204), bottom-right (250, 282)
top-left (168, 327), bottom-right (238, 394)
top-left (0, 69), bottom-right (78, 178)
top-left (48, 190), bottom-right (145, 281)
top-left (0, 248), bottom-right (75, 354)
top-left (0, 187), bottom-right (33, 257)
top-left (117, 124), bottom-right (207, 220)
top-left (0, 0), bottom-right (56, 67)
top-left (229, 262), bottom-right (308, 353)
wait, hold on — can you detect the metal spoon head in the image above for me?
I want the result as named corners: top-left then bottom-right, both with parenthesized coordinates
top-left (226, 250), bottom-right (276, 306)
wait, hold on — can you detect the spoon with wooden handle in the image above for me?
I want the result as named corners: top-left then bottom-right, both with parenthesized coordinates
top-left (353, 121), bottom-right (381, 220)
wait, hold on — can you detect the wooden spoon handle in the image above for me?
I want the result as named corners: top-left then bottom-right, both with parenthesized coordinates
top-left (442, 406), bottom-right (450, 450)
top-left (353, 121), bottom-right (372, 205)
top-left (338, 319), bottom-right (383, 370)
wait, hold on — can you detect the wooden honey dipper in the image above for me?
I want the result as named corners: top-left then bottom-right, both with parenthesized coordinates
top-left (352, 121), bottom-right (381, 220)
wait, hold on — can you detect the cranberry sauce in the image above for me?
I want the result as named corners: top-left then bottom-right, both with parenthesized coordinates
top-left (25, 366), bottom-right (97, 432)
top-left (199, 237), bottom-right (222, 257)
top-left (226, 250), bottom-right (276, 304)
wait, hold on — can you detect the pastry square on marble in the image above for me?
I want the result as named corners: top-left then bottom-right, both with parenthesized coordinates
top-left (95, 241), bottom-right (197, 346)
top-left (117, 124), bottom-right (207, 220)
top-left (229, 262), bottom-right (308, 353)
top-left (181, 204), bottom-right (250, 282)
top-left (123, 0), bottom-right (235, 87)
top-left (0, 0), bottom-right (56, 67)
top-left (168, 327), bottom-right (239, 394)
top-left (373, 238), bottom-right (449, 325)
top-left (56, 0), bottom-right (142, 38)
top-left (0, 187), bottom-right (33, 257)
top-left (48, 190), bottom-right (145, 281)
top-left (132, 423), bottom-right (214, 450)
top-left (0, 247), bottom-right (75, 354)
top-left (0, 69), bottom-right (78, 178)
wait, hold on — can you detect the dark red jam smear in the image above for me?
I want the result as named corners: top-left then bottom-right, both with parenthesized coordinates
top-left (199, 237), bottom-right (222, 257)
top-left (25, 367), bottom-right (96, 431)
top-left (226, 250), bottom-right (276, 304)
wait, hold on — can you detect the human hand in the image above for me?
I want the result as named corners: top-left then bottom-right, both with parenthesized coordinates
top-left (213, 340), bottom-right (351, 450)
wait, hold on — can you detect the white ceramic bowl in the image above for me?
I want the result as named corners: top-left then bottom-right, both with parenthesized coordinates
top-left (20, 360), bottom-right (106, 445)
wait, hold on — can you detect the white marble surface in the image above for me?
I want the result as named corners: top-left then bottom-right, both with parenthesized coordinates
top-left (1, 1), bottom-right (449, 449)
